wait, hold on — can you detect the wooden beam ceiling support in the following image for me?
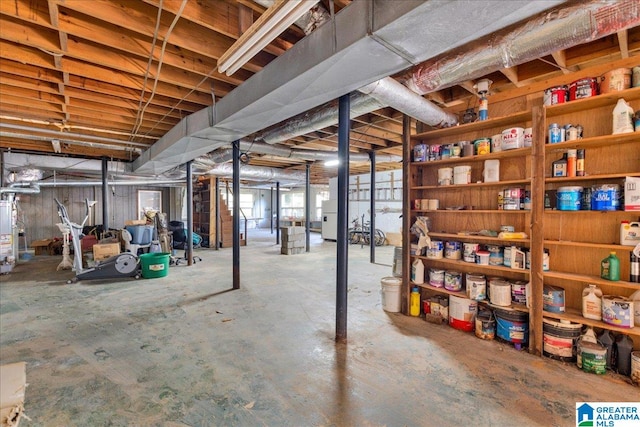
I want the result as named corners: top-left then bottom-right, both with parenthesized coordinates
top-left (500, 66), bottom-right (522, 87)
top-left (551, 49), bottom-right (578, 74)
top-left (617, 29), bottom-right (629, 58)
top-left (459, 80), bottom-right (478, 97)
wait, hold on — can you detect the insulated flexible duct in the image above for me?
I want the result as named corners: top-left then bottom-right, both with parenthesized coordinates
top-left (402, 0), bottom-right (640, 94)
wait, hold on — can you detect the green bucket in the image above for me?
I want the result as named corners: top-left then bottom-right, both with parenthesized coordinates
top-left (139, 252), bottom-right (170, 279)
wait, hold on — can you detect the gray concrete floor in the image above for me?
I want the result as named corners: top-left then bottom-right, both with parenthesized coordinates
top-left (1, 229), bottom-right (638, 427)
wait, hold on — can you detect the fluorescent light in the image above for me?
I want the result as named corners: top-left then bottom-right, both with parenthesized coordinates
top-left (51, 139), bottom-right (61, 153)
top-left (324, 159), bottom-right (339, 167)
top-left (218, 0), bottom-right (317, 76)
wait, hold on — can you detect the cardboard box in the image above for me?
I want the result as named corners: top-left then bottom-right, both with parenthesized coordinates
top-left (0, 362), bottom-right (26, 427)
top-left (92, 243), bottom-right (120, 261)
top-left (625, 176), bottom-right (640, 211)
top-left (30, 239), bottom-right (54, 256)
top-left (125, 219), bottom-right (146, 226)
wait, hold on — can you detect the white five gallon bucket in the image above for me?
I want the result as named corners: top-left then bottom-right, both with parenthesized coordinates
top-left (381, 277), bottom-right (402, 312)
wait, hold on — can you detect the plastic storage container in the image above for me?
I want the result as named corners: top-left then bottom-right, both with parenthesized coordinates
top-left (410, 287), bottom-right (420, 317)
top-left (139, 252), bottom-right (170, 279)
top-left (600, 252), bottom-right (620, 281)
top-left (582, 284), bottom-right (603, 320)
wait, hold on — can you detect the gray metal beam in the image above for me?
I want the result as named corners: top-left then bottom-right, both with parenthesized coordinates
top-left (305, 163), bottom-right (311, 253)
top-left (233, 140), bottom-right (240, 289)
top-left (336, 93), bottom-right (350, 343)
top-left (369, 151), bottom-right (376, 264)
top-left (186, 161), bottom-right (194, 266)
top-left (101, 157), bottom-right (109, 232)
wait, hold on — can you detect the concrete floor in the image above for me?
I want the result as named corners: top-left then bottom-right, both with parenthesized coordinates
top-left (1, 229), bottom-right (638, 427)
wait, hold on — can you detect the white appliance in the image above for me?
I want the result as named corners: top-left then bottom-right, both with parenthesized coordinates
top-left (321, 200), bottom-right (337, 241)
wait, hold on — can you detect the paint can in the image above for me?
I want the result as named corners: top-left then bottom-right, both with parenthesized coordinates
top-left (429, 268), bottom-right (445, 288)
top-left (557, 186), bottom-right (583, 211)
top-left (491, 134), bottom-right (502, 152)
top-left (543, 85), bottom-right (568, 105)
top-left (463, 242), bottom-right (478, 263)
top-left (503, 188), bottom-right (524, 210)
top-left (503, 246), bottom-right (512, 267)
top-left (542, 318), bottom-right (582, 362)
top-left (475, 250), bottom-right (490, 265)
top-left (380, 277), bottom-right (402, 312)
top-left (580, 341), bottom-right (607, 374)
top-left (490, 279), bottom-right (512, 307)
top-left (449, 295), bottom-right (477, 332)
top-left (413, 144), bottom-right (427, 162)
top-left (475, 308), bottom-right (495, 340)
top-left (426, 240), bottom-right (444, 259)
top-left (511, 281), bottom-right (527, 305)
top-left (487, 245), bottom-right (503, 266)
top-left (444, 270), bottom-right (462, 292)
top-left (494, 308), bottom-right (529, 344)
top-left (444, 241), bottom-right (462, 260)
top-left (543, 285), bottom-right (565, 313)
top-left (591, 184), bottom-right (620, 211)
top-left (631, 351), bottom-right (640, 386)
top-left (466, 274), bottom-right (486, 301)
top-left (602, 295), bottom-right (634, 328)
top-left (501, 127), bottom-right (524, 150)
top-left (569, 77), bottom-right (599, 100)
top-left (601, 68), bottom-right (631, 93)
top-left (427, 199), bottom-right (439, 210)
top-left (429, 144), bottom-right (441, 161)
top-left (473, 138), bottom-right (491, 155)
top-left (523, 128), bottom-right (533, 147)
top-left (438, 167), bottom-right (453, 186)
top-left (453, 165), bottom-right (472, 185)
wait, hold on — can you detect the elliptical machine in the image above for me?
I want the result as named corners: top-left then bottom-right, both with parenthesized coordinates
top-left (55, 198), bottom-right (140, 284)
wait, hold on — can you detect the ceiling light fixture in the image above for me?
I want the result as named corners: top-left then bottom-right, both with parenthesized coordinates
top-left (324, 159), bottom-right (339, 167)
top-left (51, 139), bottom-right (61, 153)
top-left (217, 0), bottom-right (317, 76)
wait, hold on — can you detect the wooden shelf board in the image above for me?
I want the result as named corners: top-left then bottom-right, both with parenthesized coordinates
top-left (412, 209), bottom-right (529, 214)
top-left (479, 300), bottom-right (529, 313)
top-left (546, 172), bottom-right (640, 183)
top-left (412, 110), bottom-right (531, 140)
top-left (414, 282), bottom-right (468, 298)
top-left (411, 179), bottom-right (530, 190)
top-left (543, 270), bottom-right (640, 290)
top-left (428, 232), bottom-right (530, 245)
top-left (543, 240), bottom-right (636, 251)
top-left (544, 132), bottom-right (640, 151)
top-left (410, 147), bottom-right (531, 164)
top-left (415, 256), bottom-right (530, 276)
top-left (543, 308), bottom-right (640, 336)
top-left (545, 86), bottom-right (640, 118)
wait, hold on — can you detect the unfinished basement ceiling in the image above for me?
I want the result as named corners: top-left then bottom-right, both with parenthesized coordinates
top-left (1, 0), bottom-right (639, 184)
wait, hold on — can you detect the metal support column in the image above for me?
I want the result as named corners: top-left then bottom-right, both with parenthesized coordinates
top-left (101, 157), bottom-right (109, 233)
top-left (305, 163), bottom-right (311, 252)
top-left (214, 177), bottom-right (220, 250)
top-left (232, 140), bottom-right (240, 289)
top-left (369, 151), bottom-right (376, 263)
top-left (270, 187), bottom-right (274, 234)
top-left (186, 161), bottom-right (194, 266)
top-left (336, 93), bottom-right (350, 343)
top-left (276, 182), bottom-right (280, 245)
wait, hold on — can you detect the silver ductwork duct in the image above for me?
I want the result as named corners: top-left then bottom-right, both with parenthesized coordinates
top-left (3, 153), bottom-right (132, 177)
top-left (204, 163), bottom-right (306, 183)
top-left (0, 183), bottom-right (40, 195)
top-left (402, 0), bottom-right (640, 94)
top-left (359, 77), bottom-right (458, 128)
top-left (239, 140), bottom-right (400, 163)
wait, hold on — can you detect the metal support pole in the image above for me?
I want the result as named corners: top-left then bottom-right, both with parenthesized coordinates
top-left (369, 150), bottom-right (376, 263)
top-left (336, 93), bottom-right (350, 343)
top-left (270, 187), bottom-right (274, 234)
top-left (214, 177), bottom-right (220, 250)
top-left (233, 140), bottom-right (240, 289)
top-left (276, 182), bottom-right (280, 245)
top-left (186, 161), bottom-right (194, 266)
top-left (305, 163), bottom-right (311, 252)
top-left (101, 157), bottom-right (109, 233)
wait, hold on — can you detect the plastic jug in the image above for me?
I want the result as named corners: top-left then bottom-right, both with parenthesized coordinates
top-left (577, 327), bottom-right (597, 369)
top-left (410, 287), bottom-right (421, 317)
top-left (620, 221), bottom-right (640, 246)
top-left (612, 98), bottom-right (634, 134)
top-left (600, 252), bottom-right (620, 281)
top-left (582, 284), bottom-right (602, 320)
top-left (597, 330), bottom-right (615, 369)
top-left (631, 289), bottom-right (640, 326)
top-left (615, 334), bottom-right (634, 375)
top-left (411, 258), bottom-right (425, 285)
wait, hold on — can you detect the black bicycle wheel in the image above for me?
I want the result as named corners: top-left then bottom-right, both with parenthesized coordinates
top-left (374, 230), bottom-right (386, 246)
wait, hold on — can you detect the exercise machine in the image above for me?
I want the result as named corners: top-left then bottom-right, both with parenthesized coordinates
top-left (55, 198), bottom-right (140, 284)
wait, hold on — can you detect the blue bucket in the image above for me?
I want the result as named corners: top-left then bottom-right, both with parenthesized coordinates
top-left (543, 285), bottom-right (565, 313)
top-left (557, 186), bottom-right (583, 211)
top-left (591, 184), bottom-right (620, 211)
top-left (494, 308), bottom-right (529, 344)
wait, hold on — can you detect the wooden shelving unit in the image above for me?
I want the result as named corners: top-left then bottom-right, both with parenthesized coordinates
top-left (405, 81), bottom-right (640, 357)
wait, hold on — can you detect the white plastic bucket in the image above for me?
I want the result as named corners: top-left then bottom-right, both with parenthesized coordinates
top-left (453, 165), bottom-right (471, 185)
top-left (381, 277), bottom-right (402, 312)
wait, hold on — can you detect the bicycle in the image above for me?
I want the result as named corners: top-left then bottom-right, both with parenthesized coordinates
top-left (348, 214), bottom-right (386, 247)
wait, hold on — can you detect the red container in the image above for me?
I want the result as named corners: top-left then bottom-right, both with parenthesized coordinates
top-left (569, 78), bottom-right (598, 101)
top-left (544, 85), bottom-right (568, 105)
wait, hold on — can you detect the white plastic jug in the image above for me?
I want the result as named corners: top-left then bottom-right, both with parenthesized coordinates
top-left (631, 289), bottom-right (640, 326)
top-left (612, 98), bottom-right (634, 134)
top-left (411, 258), bottom-right (425, 285)
top-left (582, 284), bottom-right (602, 320)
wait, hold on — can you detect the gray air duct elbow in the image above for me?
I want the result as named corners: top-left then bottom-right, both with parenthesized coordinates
top-left (205, 163), bottom-right (306, 183)
top-left (358, 77), bottom-right (458, 128)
